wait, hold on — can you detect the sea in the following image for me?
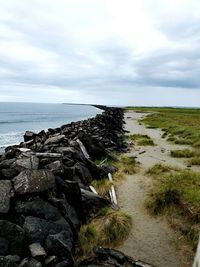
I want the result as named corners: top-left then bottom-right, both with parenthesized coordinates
top-left (0, 102), bottom-right (101, 154)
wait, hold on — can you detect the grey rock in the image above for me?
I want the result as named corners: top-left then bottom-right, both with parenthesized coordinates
top-left (0, 180), bottom-right (14, 213)
top-left (0, 220), bottom-right (25, 255)
top-left (15, 198), bottom-right (62, 221)
top-left (13, 170), bottom-right (55, 194)
top-left (23, 216), bottom-right (73, 244)
top-left (0, 257), bottom-right (18, 267)
top-left (29, 243), bottom-right (46, 260)
top-left (45, 231), bottom-right (74, 263)
top-left (44, 135), bottom-right (65, 145)
top-left (24, 131), bottom-right (36, 142)
top-left (12, 154), bottom-right (39, 171)
top-left (0, 237), bottom-right (9, 255)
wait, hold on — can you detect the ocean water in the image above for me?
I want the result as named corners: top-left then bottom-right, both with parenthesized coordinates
top-left (0, 102), bottom-right (101, 154)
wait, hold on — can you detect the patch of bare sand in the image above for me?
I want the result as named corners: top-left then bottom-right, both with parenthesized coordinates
top-left (117, 111), bottom-right (198, 267)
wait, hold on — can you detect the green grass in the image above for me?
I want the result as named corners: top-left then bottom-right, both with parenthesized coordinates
top-left (128, 107), bottom-right (200, 151)
top-left (146, 169), bottom-right (200, 249)
top-left (170, 149), bottom-right (196, 158)
top-left (146, 163), bottom-right (178, 176)
top-left (91, 179), bottom-right (112, 198)
top-left (128, 134), bottom-right (155, 146)
top-left (115, 155), bottom-right (137, 175)
top-left (189, 157), bottom-right (200, 166)
top-left (77, 208), bottom-right (132, 260)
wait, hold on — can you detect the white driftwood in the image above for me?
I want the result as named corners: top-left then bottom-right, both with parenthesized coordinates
top-left (108, 173), bottom-right (118, 205)
top-left (193, 236), bottom-right (200, 267)
top-left (89, 185), bottom-right (98, 195)
top-left (77, 139), bottom-right (90, 159)
top-left (34, 152), bottom-right (62, 158)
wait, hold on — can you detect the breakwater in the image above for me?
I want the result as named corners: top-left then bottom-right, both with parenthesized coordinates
top-left (0, 106), bottom-right (152, 267)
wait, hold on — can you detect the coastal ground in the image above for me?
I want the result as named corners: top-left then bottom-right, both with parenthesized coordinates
top-left (117, 111), bottom-right (200, 267)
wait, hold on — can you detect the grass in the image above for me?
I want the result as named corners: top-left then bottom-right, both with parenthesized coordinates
top-left (114, 155), bottom-right (137, 175)
top-left (128, 107), bottom-right (200, 152)
top-left (146, 168), bottom-right (200, 251)
top-left (91, 179), bottom-right (112, 198)
top-left (189, 157), bottom-right (200, 166)
top-left (128, 134), bottom-right (155, 146)
top-left (170, 149), bottom-right (196, 158)
top-left (146, 163), bottom-right (178, 176)
top-left (77, 208), bottom-right (132, 260)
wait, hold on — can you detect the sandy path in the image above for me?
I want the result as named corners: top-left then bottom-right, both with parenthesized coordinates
top-left (118, 111), bottom-right (198, 267)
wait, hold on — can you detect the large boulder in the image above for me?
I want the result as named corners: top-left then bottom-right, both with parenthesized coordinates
top-left (45, 231), bottom-right (74, 262)
top-left (24, 131), bottom-right (36, 142)
top-left (0, 220), bottom-right (25, 255)
top-left (11, 154), bottom-right (39, 172)
top-left (15, 198), bottom-right (62, 221)
top-left (81, 189), bottom-right (110, 220)
top-left (44, 135), bottom-right (65, 145)
top-left (0, 257), bottom-right (18, 267)
top-left (0, 180), bottom-right (14, 213)
top-left (13, 170), bottom-right (55, 194)
top-left (23, 216), bottom-right (73, 244)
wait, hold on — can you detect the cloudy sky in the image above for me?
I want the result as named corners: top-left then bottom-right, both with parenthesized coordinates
top-left (0, 0), bottom-right (200, 106)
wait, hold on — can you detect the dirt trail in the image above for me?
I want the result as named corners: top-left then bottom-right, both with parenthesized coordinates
top-left (118, 111), bottom-right (198, 267)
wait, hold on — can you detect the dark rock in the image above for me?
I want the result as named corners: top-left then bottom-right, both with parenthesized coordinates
top-left (0, 237), bottom-right (9, 255)
top-left (0, 256), bottom-right (18, 267)
top-left (74, 162), bottom-right (92, 185)
top-left (45, 256), bottom-right (57, 266)
top-left (44, 135), bottom-right (65, 145)
top-left (29, 243), bottom-right (46, 260)
top-left (0, 158), bottom-right (16, 169)
top-left (55, 177), bottom-right (86, 223)
top-left (15, 198), bottom-right (62, 221)
top-left (13, 170), bottom-right (55, 194)
top-left (45, 160), bottom-right (64, 176)
top-left (24, 131), bottom-right (36, 142)
top-left (0, 168), bottom-right (19, 179)
top-left (23, 216), bottom-right (73, 244)
top-left (11, 154), bottom-right (39, 171)
top-left (5, 255), bottom-right (20, 263)
top-left (19, 258), bottom-right (42, 267)
top-left (45, 231), bottom-right (74, 262)
top-left (55, 260), bottom-right (73, 267)
top-left (0, 220), bottom-right (25, 255)
top-left (98, 164), bottom-right (118, 178)
top-left (0, 180), bottom-right (14, 213)
top-left (81, 189), bottom-right (110, 219)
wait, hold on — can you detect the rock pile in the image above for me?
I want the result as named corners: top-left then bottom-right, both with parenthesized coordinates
top-left (0, 107), bottom-right (130, 267)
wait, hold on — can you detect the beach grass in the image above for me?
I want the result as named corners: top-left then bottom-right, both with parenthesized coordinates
top-left (128, 134), bottom-right (155, 146)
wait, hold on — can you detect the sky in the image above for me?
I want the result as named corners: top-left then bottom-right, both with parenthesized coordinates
top-left (0, 0), bottom-right (200, 106)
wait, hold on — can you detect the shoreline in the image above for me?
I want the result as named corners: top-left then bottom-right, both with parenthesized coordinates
top-left (0, 107), bottom-right (151, 266)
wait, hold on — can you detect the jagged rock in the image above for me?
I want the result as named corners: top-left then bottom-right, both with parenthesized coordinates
top-left (99, 163), bottom-right (118, 178)
top-left (55, 260), bottom-right (73, 267)
top-left (11, 154), bottom-right (39, 171)
top-left (55, 177), bottom-right (86, 223)
top-left (19, 258), bottom-right (42, 267)
top-left (45, 160), bottom-right (64, 176)
top-left (24, 131), bottom-right (36, 142)
top-left (0, 256), bottom-right (18, 267)
top-left (45, 256), bottom-right (57, 266)
top-left (81, 189), bottom-right (110, 219)
top-left (23, 216), bottom-right (73, 244)
top-left (44, 135), bottom-right (65, 145)
top-left (0, 158), bottom-right (16, 169)
top-left (29, 243), bottom-right (46, 260)
top-left (0, 168), bottom-right (19, 179)
top-left (13, 170), bottom-right (55, 194)
top-left (5, 255), bottom-right (20, 264)
top-left (74, 162), bottom-right (93, 184)
top-left (15, 198), bottom-right (61, 221)
top-left (0, 237), bottom-right (9, 255)
top-left (0, 220), bottom-right (25, 255)
top-left (45, 231), bottom-right (74, 262)
top-left (0, 180), bottom-right (14, 213)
